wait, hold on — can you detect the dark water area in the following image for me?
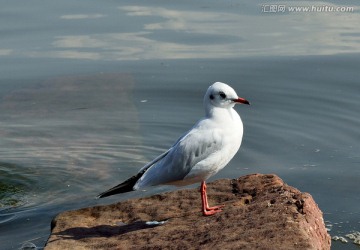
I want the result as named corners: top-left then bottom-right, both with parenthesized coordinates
top-left (0, 1), bottom-right (359, 249)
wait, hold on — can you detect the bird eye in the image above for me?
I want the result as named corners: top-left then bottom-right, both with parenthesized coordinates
top-left (219, 91), bottom-right (226, 99)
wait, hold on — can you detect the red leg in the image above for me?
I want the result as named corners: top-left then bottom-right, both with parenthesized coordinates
top-left (200, 181), bottom-right (225, 216)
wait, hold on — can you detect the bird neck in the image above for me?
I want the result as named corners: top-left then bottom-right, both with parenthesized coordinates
top-left (205, 106), bottom-right (240, 123)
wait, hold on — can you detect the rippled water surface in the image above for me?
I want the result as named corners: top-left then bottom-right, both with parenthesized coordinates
top-left (0, 1), bottom-right (359, 249)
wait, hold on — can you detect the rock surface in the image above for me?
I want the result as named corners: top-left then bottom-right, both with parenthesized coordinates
top-left (45, 174), bottom-right (331, 250)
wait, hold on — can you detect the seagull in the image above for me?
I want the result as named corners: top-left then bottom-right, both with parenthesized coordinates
top-left (97, 82), bottom-right (250, 216)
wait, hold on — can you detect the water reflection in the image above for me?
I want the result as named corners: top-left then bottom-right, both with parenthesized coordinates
top-left (0, 162), bottom-right (33, 210)
top-left (60, 14), bottom-right (106, 20)
top-left (0, 74), bottom-right (146, 212)
top-left (1, 2), bottom-right (358, 61)
top-left (51, 3), bottom-right (360, 60)
top-left (0, 49), bottom-right (13, 56)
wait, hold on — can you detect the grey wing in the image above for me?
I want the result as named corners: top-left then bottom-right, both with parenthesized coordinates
top-left (138, 149), bottom-right (171, 173)
top-left (134, 127), bottom-right (224, 189)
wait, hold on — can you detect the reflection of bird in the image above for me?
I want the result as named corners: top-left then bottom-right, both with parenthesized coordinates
top-left (97, 82), bottom-right (250, 216)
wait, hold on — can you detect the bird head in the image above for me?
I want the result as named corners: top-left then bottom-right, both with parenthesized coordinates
top-left (204, 82), bottom-right (249, 110)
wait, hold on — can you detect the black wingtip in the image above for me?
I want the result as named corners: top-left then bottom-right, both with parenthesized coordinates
top-left (96, 170), bottom-right (146, 199)
top-left (96, 186), bottom-right (134, 199)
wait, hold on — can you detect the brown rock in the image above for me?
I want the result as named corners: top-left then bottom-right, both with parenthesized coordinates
top-left (45, 174), bottom-right (331, 250)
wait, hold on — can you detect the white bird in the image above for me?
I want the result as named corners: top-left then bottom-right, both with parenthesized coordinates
top-left (97, 82), bottom-right (249, 216)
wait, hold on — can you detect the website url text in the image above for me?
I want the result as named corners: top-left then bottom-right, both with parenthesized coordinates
top-left (262, 5), bottom-right (355, 13)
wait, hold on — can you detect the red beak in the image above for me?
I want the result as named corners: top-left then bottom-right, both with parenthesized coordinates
top-left (233, 97), bottom-right (250, 105)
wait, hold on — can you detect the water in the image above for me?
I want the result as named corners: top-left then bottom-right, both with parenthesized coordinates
top-left (0, 1), bottom-right (359, 249)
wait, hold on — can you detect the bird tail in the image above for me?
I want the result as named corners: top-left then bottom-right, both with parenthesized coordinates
top-left (96, 171), bottom-right (144, 199)
top-left (97, 149), bottom-right (169, 199)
